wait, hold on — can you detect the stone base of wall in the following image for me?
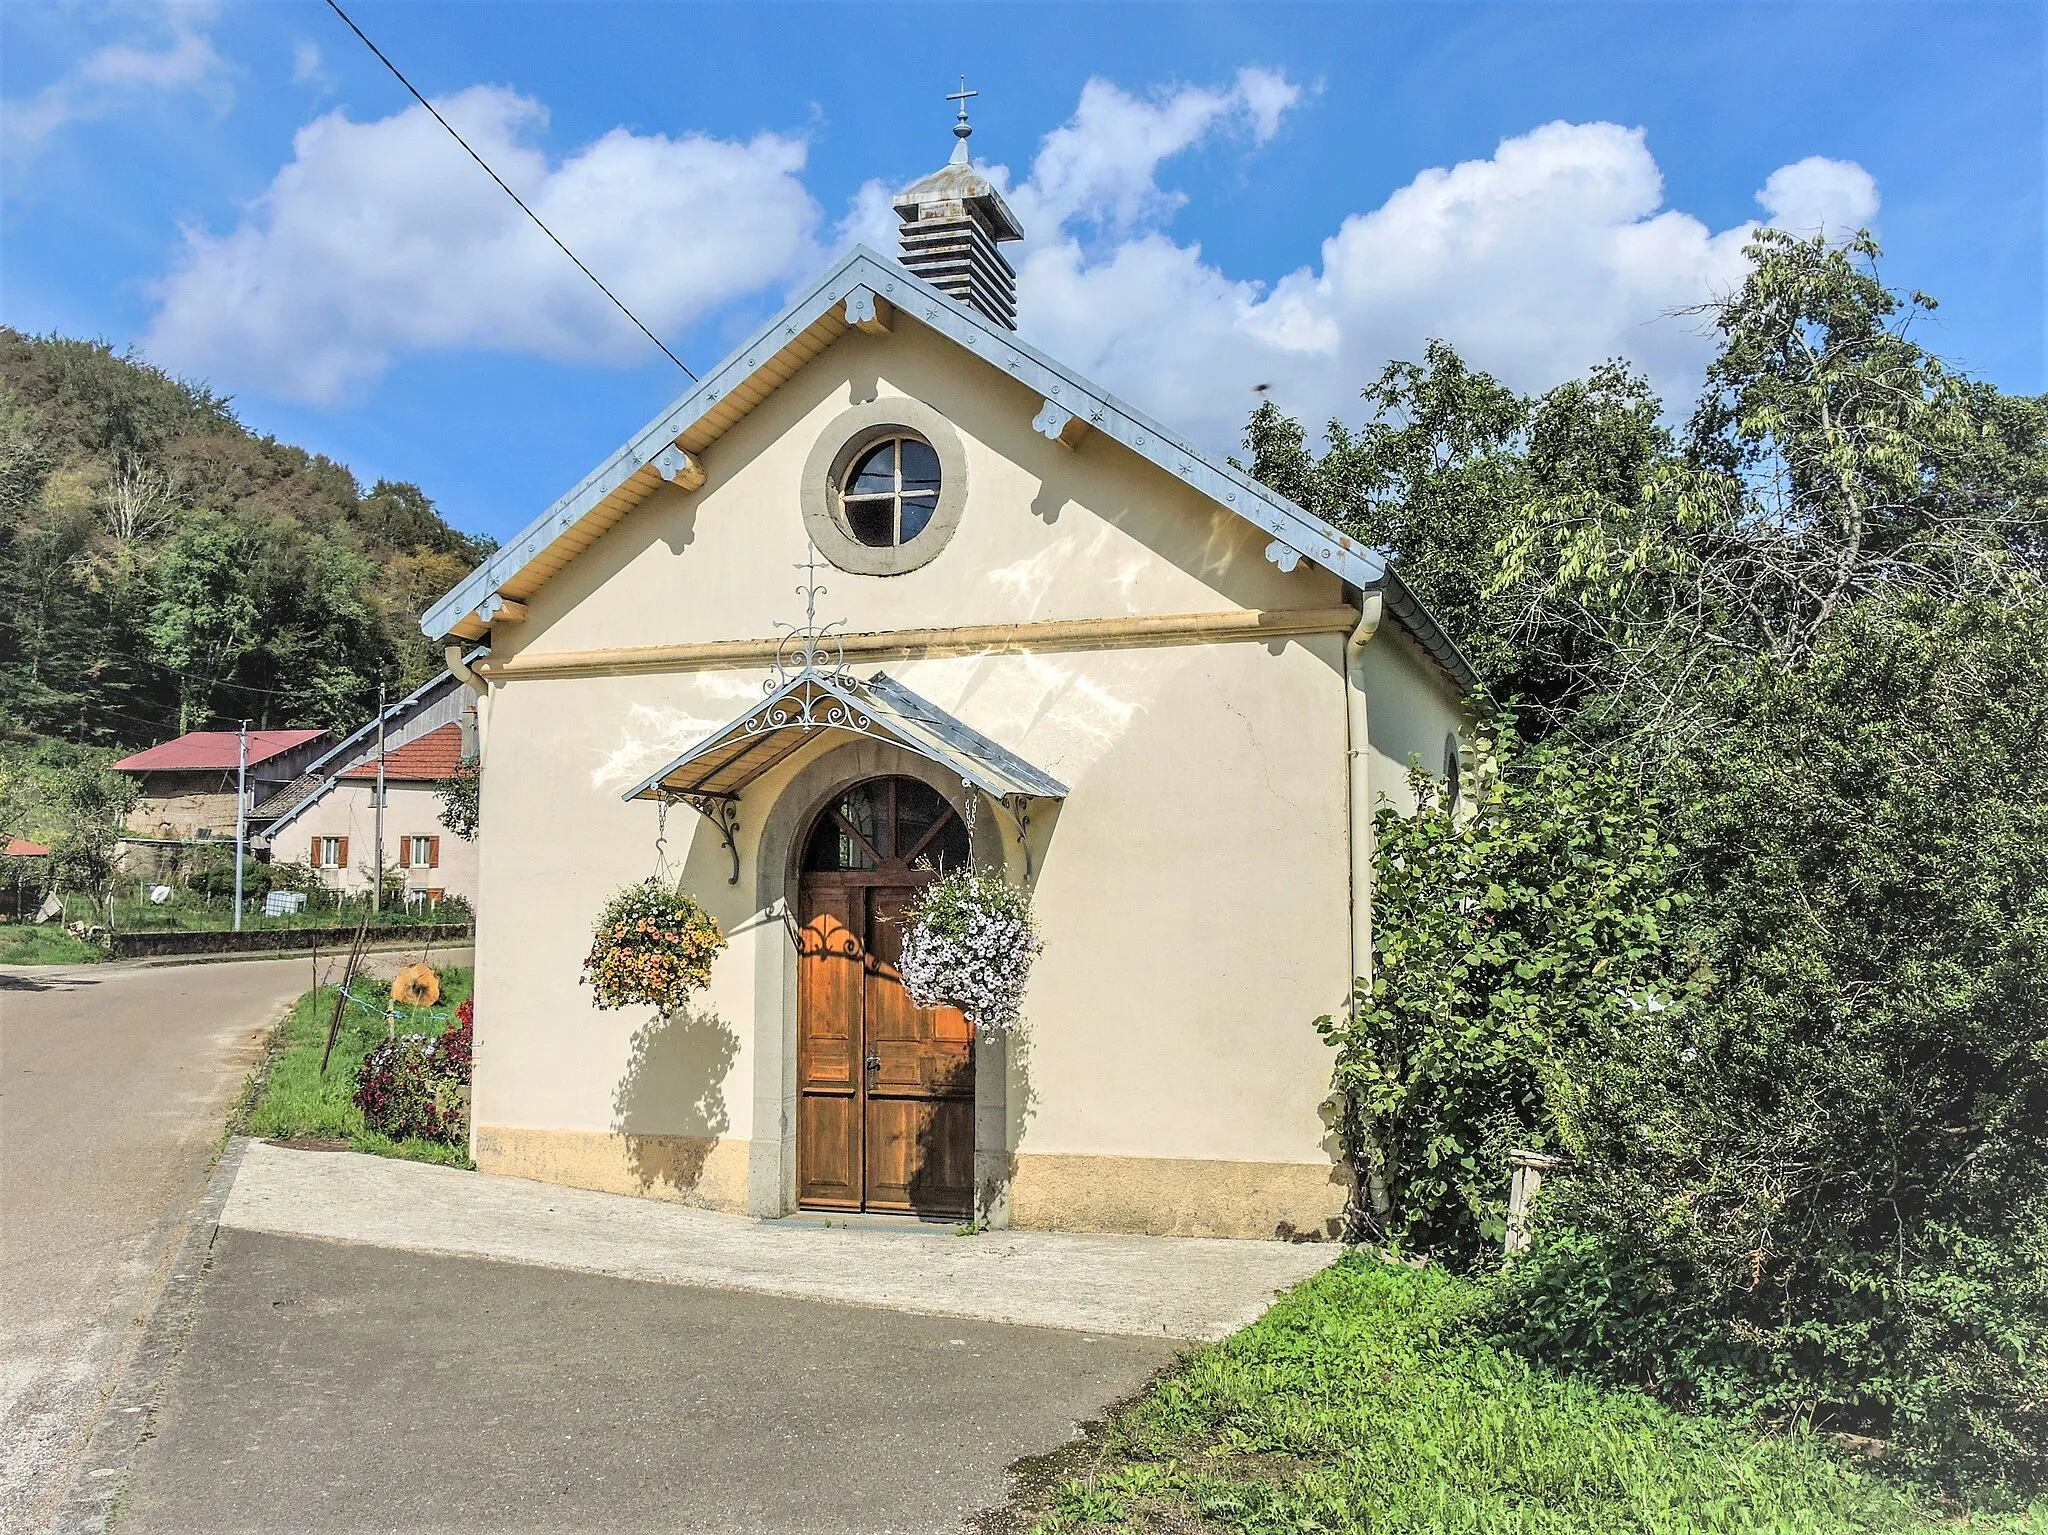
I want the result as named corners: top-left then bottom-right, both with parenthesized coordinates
top-left (473, 1126), bottom-right (752, 1214)
top-left (475, 1128), bottom-right (1348, 1240)
top-left (1009, 1152), bottom-right (1349, 1240)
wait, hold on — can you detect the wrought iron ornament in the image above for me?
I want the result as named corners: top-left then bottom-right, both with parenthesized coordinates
top-left (754, 542), bottom-right (874, 734)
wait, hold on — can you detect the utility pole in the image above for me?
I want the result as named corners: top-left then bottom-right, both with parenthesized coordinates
top-left (372, 683), bottom-right (387, 915)
top-left (232, 720), bottom-right (249, 932)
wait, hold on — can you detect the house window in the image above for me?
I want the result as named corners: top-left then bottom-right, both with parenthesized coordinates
top-left (839, 435), bottom-right (941, 548)
top-left (317, 836), bottom-right (348, 869)
top-left (407, 835), bottom-right (440, 869)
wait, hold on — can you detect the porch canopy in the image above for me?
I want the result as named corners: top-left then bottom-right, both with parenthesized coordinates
top-left (621, 671), bottom-right (1067, 806)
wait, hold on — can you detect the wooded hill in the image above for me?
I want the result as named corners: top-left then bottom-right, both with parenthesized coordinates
top-left (0, 328), bottom-right (493, 750)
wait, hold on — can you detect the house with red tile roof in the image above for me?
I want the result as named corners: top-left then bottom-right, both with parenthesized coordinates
top-left (256, 672), bottom-right (478, 908)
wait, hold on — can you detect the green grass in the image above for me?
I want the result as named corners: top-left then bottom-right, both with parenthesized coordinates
top-left (0, 923), bottom-right (112, 965)
top-left (1015, 1252), bottom-right (2043, 1534)
top-left (243, 966), bottom-right (474, 1169)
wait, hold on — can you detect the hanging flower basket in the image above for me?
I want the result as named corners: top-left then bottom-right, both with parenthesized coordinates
top-left (581, 878), bottom-right (728, 1013)
top-left (898, 868), bottom-right (1041, 1032)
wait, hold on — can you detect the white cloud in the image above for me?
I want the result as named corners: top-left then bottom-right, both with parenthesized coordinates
top-left (291, 41), bottom-right (331, 91)
top-left (1757, 156), bottom-right (1879, 238)
top-left (144, 87), bottom-right (826, 403)
top-left (137, 61), bottom-right (1878, 444)
top-left (997, 112), bottom-right (1879, 450)
top-left (1007, 70), bottom-right (1301, 235)
top-left (835, 176), bottom-right (899, 252)
top-left (2, 5), bottom-right (229, 158)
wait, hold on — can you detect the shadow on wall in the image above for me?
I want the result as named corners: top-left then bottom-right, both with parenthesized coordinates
top-left (610, 999), bottom-right (740, 1197)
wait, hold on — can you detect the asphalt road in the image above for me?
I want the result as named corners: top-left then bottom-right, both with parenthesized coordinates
top-left (0, 952), bottom-right (456, 1535)
top-left (115, 1231), bottom-right (1177, 1535)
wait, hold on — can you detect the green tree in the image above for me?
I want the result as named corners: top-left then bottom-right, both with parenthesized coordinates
top-left (146, 513), bottom-right (262, 734)
top-left (1256, 231), bottom-right (2048, 1484)
top-left (47, 753), bottom-right (136, 929)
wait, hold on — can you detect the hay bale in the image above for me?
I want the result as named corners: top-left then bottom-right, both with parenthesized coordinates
top-left (391, 963), bottom-right (441, 1007)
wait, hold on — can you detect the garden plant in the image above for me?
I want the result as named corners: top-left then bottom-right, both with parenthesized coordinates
top-left (581, 877), bottom-right (727, 1012)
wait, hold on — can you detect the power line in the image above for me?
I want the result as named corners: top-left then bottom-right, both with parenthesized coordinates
top-left (322, 0), bottom-right (697, 381)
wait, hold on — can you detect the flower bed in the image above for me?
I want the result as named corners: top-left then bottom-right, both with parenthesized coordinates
top-left (354, 998), bottom-right (473, 1144)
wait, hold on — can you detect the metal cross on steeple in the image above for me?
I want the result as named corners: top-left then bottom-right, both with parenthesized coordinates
top-left (947, 76), bottom-right (977, 159)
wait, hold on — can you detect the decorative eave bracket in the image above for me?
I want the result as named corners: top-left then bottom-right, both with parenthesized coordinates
top-left (478, 592), bottom-right (527, 624)
top-left (1031, 394), bottom-right (1090, 450)
top-left (655, 445), bottom-right (706, 490)
top-left (678, 791), bottom-right (741, 885)
top-left (844, 286), bottom-right (894, 335)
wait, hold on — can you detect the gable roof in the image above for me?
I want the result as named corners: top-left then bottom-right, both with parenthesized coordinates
top-left (114, 729), bottom-right (329, 774)
top-left (339, 723), bottom-right (464, 783)
top-left (420, 246), bottom-right (1477, 692)
top-left (258, 670), bottom-right (478, 838)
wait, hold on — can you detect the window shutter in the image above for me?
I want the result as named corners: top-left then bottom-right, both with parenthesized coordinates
top-left (428, 836), bottom-right (440, 869)
top-left (337, 836), bottom-right (349, 869)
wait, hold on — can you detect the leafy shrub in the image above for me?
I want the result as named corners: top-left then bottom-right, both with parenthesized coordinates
top-left (186, 852), bottom-right (273, 900)
top-left (899, 868), bottom-right (1040, 1031)
top-left (1317, 729), bottom-right (1688, 1262)
top-left (1500, 596), bottom-right (2048, 1491)
top-left (581, 878), bottom-right (726, 1012)
top-left (353, 1002), bottom-right (471, 1145)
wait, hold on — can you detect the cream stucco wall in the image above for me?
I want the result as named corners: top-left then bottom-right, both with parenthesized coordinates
top-left (463, 315), bottom-right (1470, 1237)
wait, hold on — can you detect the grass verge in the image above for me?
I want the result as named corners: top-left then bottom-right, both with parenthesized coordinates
top-left (1003, 1252), bottom-right (2043, 1534)
top-left (241, 966), bottom-right (474, 1169)
top-left (0, 924), bottom-right (112, 965)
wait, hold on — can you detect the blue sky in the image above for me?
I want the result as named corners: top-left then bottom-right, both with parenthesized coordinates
top-left (3, 2), bottom-right (2041, 545)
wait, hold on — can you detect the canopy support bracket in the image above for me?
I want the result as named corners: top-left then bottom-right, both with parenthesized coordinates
top-left (673, 791), bottom-right (741, 885)
top-left (1003, 794), bottom-right (1035, 881)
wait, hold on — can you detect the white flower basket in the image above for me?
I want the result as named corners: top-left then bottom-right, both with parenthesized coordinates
top-left (897, 868), bottom-right (1041, 1032)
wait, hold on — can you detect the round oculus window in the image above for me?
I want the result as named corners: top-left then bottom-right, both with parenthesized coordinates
top-left (840, 435), bottom-right (941, 548)
top-left (799, 396), bottom-right (968, 576)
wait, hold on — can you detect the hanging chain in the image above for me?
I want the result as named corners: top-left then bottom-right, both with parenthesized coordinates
top-left (654, 796), bottom-right (671, 885)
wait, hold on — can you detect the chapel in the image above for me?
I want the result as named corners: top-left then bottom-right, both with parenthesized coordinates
top-left (422, 100), bottom-right (1476, 1239)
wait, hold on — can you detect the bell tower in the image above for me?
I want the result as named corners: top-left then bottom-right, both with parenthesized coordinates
top-left (893, 79), bottom-right (1025, 330)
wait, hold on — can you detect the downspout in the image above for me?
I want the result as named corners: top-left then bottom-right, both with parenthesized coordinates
top-left (445, 643), bottom-right (487, 696)
top-left (443, 637), bottom-right (488, 1172)
top-left (1344, 589), bottom-right (1393, 1231)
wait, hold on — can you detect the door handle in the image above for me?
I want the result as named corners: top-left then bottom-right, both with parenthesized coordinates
top-left (865, 1053), bottom-right (882, 1073)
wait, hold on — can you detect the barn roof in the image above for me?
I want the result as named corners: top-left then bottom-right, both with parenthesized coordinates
top-left (113, 729), bottom-right (329, 773)
top-left (418, 246), bottom-right (1478, 693)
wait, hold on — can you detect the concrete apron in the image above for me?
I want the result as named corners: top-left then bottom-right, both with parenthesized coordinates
top-left (225, 1141), bottom-right (1338, 1341)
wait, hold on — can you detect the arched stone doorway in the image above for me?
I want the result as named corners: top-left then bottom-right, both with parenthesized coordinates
top-left (795, 776), bottom-right (976, 1217)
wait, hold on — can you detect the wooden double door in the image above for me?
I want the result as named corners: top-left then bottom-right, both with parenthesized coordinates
top-left (797, 777), bottom-right (975, 1218)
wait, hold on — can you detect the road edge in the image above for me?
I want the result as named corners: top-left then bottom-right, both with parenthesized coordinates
top-left (45, 1136), bottom-right (254, 1535)
top-left (0, 937), bottom-right (470, 978)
